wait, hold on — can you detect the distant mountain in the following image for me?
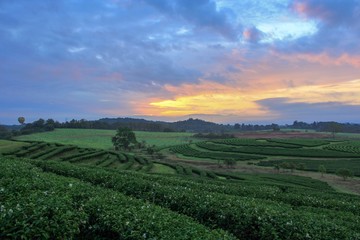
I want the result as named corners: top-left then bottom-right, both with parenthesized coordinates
top-left (171, 118), bottom-right (229, 132)
top-left (93, 117), bottom-right (231, 132)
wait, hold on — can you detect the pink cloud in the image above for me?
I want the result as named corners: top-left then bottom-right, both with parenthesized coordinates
top-left (274, 51), bottom-right (360, 68)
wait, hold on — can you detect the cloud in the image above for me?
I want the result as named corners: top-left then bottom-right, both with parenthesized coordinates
top-left (292, 0), bottom-right (360, 28)
top-left (275, 0), bottom-right (360, 56)
top-left (257, 97), bottom-right (360, 123)
top-left (243, 27), bottom-right (264, 43)
top-left (1, 0), bottom-right (360, 124)
top-left (143, 0), bottom-right (239, 40)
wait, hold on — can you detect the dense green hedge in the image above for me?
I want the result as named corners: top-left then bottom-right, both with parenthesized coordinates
top-left (196, 141), bottom-right (360, 158)
top-left (31, 159), bottom-right (360, 239)
top-left (324, 141), bottom-right (360, 154)
top-left (171, 144), bottom-right (264, 161)
top-left (214, 138), bottom-right (302, 148)
top-left (257, 159), bottom-right (360, 176)
top-left (0, 157), bottom-right (234, 239)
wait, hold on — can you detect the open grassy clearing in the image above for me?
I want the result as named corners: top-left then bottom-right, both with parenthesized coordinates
top-left (14, 128), bottom-right (201, 149)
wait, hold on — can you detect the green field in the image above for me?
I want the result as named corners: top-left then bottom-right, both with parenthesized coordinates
top-left (2, 156), bottom-right (360, 239)
top-left (169, 138), bottom-right (360, 176)
top-left (4, 129), bottom-right (360, 238)
top-left (14, 128), bottom-right (201, 149)
top-left (0, 139), bottom-right (29, 153)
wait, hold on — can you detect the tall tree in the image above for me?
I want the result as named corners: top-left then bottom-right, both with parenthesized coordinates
top-left (112, 127), bottom-right (137, 150)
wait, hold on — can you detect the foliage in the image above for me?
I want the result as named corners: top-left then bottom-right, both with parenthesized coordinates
top-left (171, 144), bottom-right (264, 161)
top-left (0, 125), bottom-right (12, 140)
top-left (19, 118), bottom-right (56, 135)
top-left (196, 141), bottom-right (359, 158)
top-left (0, 157), bottom-right (233, 239)
top-left (224, 159), bottom-right (236, 168)
top-left (30, 159), bottom-right (360, 239)
top-left (336, 168), bottom-right (353, 180)
top-left (194, 133), bottom-right (234, 139)
top-left (112, 127), bottom-right (137, 150)
top-left (318, 165), bottom-right (326, 177)
top-left (257, 159), bottom-right (360, 177)
top-left (323, 141), bottom-right (360, 154)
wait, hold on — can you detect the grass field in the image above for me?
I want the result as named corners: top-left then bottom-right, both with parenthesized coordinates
top-left (0, 139), bottom-right (29, 153)
top-left (14, 128), bottom-right (201, 149)
top-left (3, 128), bottom-right (360, 238)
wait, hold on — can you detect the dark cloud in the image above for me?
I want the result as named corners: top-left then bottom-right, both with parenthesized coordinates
top-left (257, 98), bottom-right (360, 123)
top-left (143, 0), bottom-right (240, 40)
top-left (277, 0), bottom-right (360, 55)
top-left (292, 0), bottom-right (360, 27)
top-left (1, 0), bottom-right (359, 124)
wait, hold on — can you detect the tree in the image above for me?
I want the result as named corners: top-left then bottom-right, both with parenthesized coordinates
top-left (271, 123), bottom-right (280, 131)
top-left (280, 162), bottom-right (290, 172)
top-left (288, 162), bottom-right (297, 172)
top-left (0, 125), bottom-right (12, 139)
top-left (112, 127), bottom-right (137, 151)
top-left (318, 165), bottom-right (326, 177)
top-left (336, 168), bottom-right (353, 181)
top-left (146, 146), bottom-right (155, 155)
top-left (297, 163), bottom-right (306, 171)
top-left (224, 159), bottom-right (236, 168)
top-left (234, 123), bottom-right (240, 129)
top-left (326, 122), bottom-right (342, 138)
top-left (45, 119), bottom-right (55, 131)
top-left (18, 117), bottom-right (25, 125)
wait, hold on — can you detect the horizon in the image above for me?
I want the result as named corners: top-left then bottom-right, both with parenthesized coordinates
top-left (2, 115), bottom-right (359, 127)
top-left (1, 0), bottom-right (360, 125)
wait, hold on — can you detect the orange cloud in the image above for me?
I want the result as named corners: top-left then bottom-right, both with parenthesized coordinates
top-left (140, 79), bottom-right (360, 119)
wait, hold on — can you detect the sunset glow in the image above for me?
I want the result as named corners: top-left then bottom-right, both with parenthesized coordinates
top-left (1, 0), bottom-right (360, 124)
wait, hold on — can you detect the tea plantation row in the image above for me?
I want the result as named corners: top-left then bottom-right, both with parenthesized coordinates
top-left (0, 157), bottom-right (233, 239)
top-left (2, 141), bottom-right (228, 179)
top-left (195, 141), bottom-right (359, 158)
top-left (28, 159), bottom-right (360, 239)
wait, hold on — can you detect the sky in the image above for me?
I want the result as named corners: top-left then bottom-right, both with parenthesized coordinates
top-left (1, 0), bottom-right (360, 125)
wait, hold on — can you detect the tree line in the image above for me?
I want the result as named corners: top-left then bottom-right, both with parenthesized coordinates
top-left (2, 118), bottom-right (360, 140)
top-left (0, 118), bottom-right (56, 139)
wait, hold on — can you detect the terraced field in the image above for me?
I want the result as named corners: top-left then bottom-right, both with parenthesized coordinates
top-left (2, 156), bottom-right (360, 239)
top-left (169, 138), bottom-right (360, 176)
top-left (0, 140), bottom-right (229, 179)
top-left (2, 131), bottom-right (360, 238)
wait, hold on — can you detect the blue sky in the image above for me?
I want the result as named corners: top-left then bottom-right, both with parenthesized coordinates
top-left (1, 0), bottom-right (360, 124)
